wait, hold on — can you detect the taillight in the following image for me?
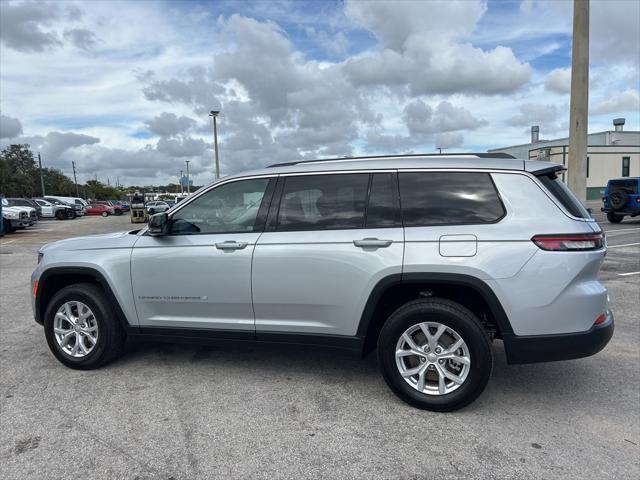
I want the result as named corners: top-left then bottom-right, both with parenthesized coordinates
top-left (594, 313), bottom-right (606, 325)
top-left (636, 197), bottom-right (640, 204)
top-left (532, 233), bottom-right (604, 251)
top-left (602, 196), bottom-right (608, 202)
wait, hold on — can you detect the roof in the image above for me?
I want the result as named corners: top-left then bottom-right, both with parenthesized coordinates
top-left (213, 154), bottom-right (561, 186)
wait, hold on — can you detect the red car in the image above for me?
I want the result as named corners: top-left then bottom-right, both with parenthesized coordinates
top-left (85, 204), bottom-right (115, 217)
top-left (96, 201), bottom-right (125, 215)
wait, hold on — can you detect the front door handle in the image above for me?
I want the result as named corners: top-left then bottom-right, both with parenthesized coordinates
top-left (215, 241), bottom-right (248, 250)
top-left (353, 238), bottom-right (393, 248)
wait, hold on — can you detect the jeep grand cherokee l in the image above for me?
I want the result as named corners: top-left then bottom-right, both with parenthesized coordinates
top-left (31, 154), bottom-right (613, 411)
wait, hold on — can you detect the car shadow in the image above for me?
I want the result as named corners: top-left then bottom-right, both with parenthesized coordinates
top-left (115, 337), bottom-right (609, 411)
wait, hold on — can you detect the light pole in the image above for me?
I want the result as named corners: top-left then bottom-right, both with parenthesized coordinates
top-left (185, 160), bottom-right (191, 195)
top-left (209, 110), bottom-right (220, 179)
top-left (38, 153), bottom-right (46, 196)
top-left (179, 170), bottom-right (183, 194)
top-left (72, 161), bottom-right (79, 197)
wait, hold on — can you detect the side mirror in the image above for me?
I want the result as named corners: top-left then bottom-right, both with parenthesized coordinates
top-left (148, 212), bottom-right (169, 236)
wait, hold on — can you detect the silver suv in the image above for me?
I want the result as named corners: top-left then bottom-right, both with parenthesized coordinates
top-left (31, 154), bottom-right (614, 411)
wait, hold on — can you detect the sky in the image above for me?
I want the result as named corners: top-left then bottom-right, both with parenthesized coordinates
top-left (0, 0), bottom-right (639, 187)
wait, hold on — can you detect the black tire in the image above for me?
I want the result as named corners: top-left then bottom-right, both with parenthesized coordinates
top-left (607, 212), bottom-right (624, 223)
top-left (115, 209), bottom-right (122, 216)
top-left (43, 283), bottom-right (126, 369)
top-left (3, 218), bottom-right (15, 233)
top-left (65, 209), bottom-right (76, 219)
top-left (377, 298), bottom-right (492, 412)
top-left (55, 209), bottom-right (66, 220)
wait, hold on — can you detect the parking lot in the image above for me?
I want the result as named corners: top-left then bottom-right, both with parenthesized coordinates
top-left (1, 212), bottom-right (638, 479)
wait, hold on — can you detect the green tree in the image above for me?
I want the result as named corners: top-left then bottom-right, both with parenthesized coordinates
top-left (84, 180), bottom-right (122, 200)
top-left (41, 168), bottom-right (77, 196)
top-left (0, 144), bottom-right (38, 197)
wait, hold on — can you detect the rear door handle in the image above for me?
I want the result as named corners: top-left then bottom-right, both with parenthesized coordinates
top-left (353, 238), bottom-right (393, 248)
top-left (215, 241), bottom-right (248, 250)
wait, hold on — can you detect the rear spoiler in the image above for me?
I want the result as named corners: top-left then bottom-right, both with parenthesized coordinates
top-left (525, 161), bottom-right (567, 176)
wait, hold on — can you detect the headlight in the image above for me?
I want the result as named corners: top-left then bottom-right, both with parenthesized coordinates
top-left (5, 212), bottom-right (18, 219)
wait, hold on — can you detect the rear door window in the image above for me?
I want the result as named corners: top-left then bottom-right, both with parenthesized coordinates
top-left (399, 172), bottom-right (505, 226)
top-left (276, 174), bottom-right (369, 231)
top-left (365, 173), bottom-right (401, 228)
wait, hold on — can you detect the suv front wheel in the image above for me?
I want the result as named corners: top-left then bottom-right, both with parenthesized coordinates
top-left (377, 298), bottom-right (492, 411)
top-left (44, 283), bottom-right (126, 369)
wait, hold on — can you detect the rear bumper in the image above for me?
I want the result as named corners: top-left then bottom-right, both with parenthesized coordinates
top-left (601, 206), bottom-right (640, 215)
top-left (503, 310), bottom-right (614, 364)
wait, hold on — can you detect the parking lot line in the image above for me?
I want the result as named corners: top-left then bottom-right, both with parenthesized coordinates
top-left (1, 240), bottom-right (17, 245)
top-left (604, 228), bottom-right (640, 235)
top-left (618, 271), bottom-right (640, 277)
top-left (608, 242), bottom-right (640, 249)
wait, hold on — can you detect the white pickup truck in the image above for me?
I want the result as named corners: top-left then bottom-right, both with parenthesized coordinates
top-left (1, 198), bottom-right (32, 232)
top-left (34, 198), bottom-right (75, 220)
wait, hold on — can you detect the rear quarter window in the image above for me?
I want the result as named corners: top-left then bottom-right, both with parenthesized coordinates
top-left (536, 173), bottom-right (591, 219)
top-left (399, 172), bottom-right (505, 226)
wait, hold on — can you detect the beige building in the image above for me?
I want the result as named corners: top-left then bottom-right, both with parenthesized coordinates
top-left (489, 119), bottom-right (640, 200)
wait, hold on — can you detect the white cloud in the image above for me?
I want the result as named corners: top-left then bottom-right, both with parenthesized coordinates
top-left (404, 100), bottom-right (486, 136)
top-left (0, 1), bottom-right (63, 52)
top-left (146, 113), bottom-right (196, 137)
top-left (591, 90), bottom-right (640, 116)
top-left (0, 114), bottom-right (23, 139)
top-left (545, 68), bottom-right (571, 94)
top-left (16, 131), bottom-right (100, 160)
top-left (508, 103), bottom-right (560, 127)
top-left (343, 0), bottom-right (532, 95)
top-left (1, 0), bottom-right (638, 186)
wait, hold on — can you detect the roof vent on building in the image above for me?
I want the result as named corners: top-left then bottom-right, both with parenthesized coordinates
top-left (531, 125), bottom-right (540, 143)
top-left (613, 118), bottom-right (625, 132)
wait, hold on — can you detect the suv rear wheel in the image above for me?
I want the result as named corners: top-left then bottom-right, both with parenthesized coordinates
top-left (607, 212), bottom-right (624, 223)
top-left (44, 283), bottom-right (126, 369)
top-left (377, 298), bottom-right (492, 411)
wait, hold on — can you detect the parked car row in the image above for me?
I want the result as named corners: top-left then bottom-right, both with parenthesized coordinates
top-left (1, 195), bottom-right (131, 235)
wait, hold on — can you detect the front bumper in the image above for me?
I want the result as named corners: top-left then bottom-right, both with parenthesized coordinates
top-left (503, 310), bottom-right (614, 364)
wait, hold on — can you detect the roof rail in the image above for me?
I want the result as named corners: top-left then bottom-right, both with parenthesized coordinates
top-left (268, 152), bottom-right (516, 168)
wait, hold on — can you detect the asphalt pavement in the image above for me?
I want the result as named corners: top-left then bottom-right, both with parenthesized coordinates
top-left (1, 212), bottom-right (638, 479)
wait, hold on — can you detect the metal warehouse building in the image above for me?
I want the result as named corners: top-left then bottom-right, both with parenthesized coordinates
top-left (489, 118), bottom-right (640, 200)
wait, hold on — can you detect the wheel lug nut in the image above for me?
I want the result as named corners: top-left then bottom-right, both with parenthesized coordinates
top-left (420, 357), bottom-right (426, 363)
top-left (435, 347), bottom-right (442, 354)
top-left (439, 359), bottom-right (444, 364)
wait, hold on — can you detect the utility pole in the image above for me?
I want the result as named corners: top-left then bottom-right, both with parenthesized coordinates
top-left (38, 153), bottom-right (45, 196)
top-left (567, 0), bottom-right (589, 203)
top-left (185, 160), bottom-right (191, 195)
top-left (209, 110), bottom-right (220, 179)
top-left (72, 161), bottom-right (79, 197)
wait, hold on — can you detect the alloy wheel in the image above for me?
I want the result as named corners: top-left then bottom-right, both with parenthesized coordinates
top-left (395, 321), bottom-right (471, 395)
top-left (53, 301), bottom-right (99, 358)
